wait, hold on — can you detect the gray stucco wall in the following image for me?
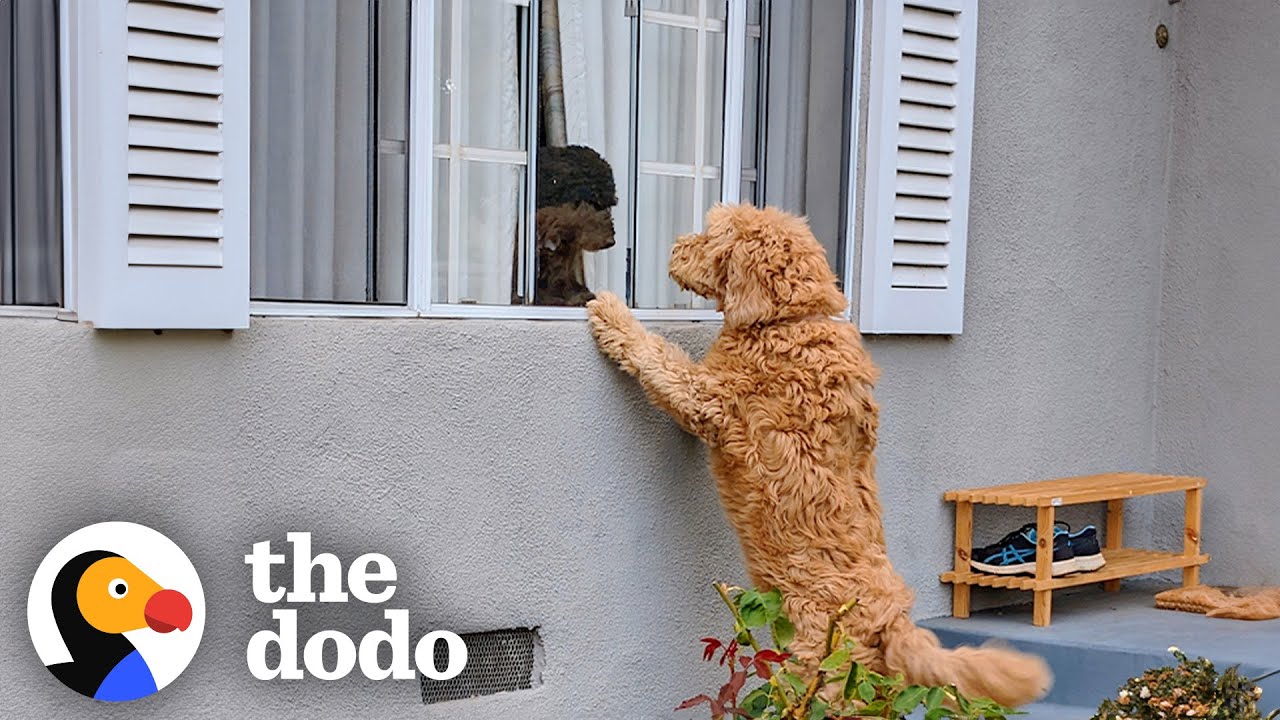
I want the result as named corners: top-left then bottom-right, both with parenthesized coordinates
top-left (0, 0), bottom-right (1194, 717)
top-left (1155, 0), bottom-right (1280, 584)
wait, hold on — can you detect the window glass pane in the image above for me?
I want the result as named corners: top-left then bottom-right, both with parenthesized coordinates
top-left (531, 1), bottom-right (630, 306)
top-left (432, 0), bottom-right (528, 306)
top-left (639, 22), bottom-right (699, 165)
top-left (649, 0), bottom-right (701, 16)
top-left (1, 0), bottom-right (62, 306)
top-left (250, 0), bottom-right (409, 303)
top-left (434, 161), bottom-right (525, 305)
top-left (378, 0), bottom-right (411, 302)
top-left (458, 1), bottom-right (525, 151)
top-left (741, 22), bottom-right (761, 202)
top-left (634, 173), bottom-right (698, 309)
top-left (761, 0), bottom-right (849, 277)
top-left (433, 0), bottom-right (451, 144)
top-left (705, 28), bottom-right (725, 168)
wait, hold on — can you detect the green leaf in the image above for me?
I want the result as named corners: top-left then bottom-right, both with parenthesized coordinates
top-left (925, 708), bottom-right (954, 720)
top-left (737, 591), bottom-right (770, 628)
top-left (819, 648), bottom-right (851, 672)
top-left (740, 687), bottom-right (771, 718)
top-left (759, 589), bottom-right (784, 621)
top-left (806, 699), bottom-right (828, 720)
top-left (770, 616), bottom-right (796, 649)
top-left (857, 680), bottom-right (876, 703)
top-left (777, 670), bottom-right (807, 699)
top-left (925, 686), bottom-right (945, 711)
top-left (843, 665), bottom-right (860, 700)
top-left (860, 700), bottom-right (887, 715)
top-left (891, 685), bottom-right (930, 713)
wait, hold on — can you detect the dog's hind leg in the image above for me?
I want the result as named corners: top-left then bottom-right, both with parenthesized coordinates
top-left (587, 291), bottom-right (723, 442)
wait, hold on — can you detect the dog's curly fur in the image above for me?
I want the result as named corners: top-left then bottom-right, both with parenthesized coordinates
top-left (587, 204), bottom-right (1051, 708)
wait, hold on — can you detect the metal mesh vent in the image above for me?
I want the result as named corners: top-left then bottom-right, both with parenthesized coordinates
top-left (419, 628), bottom-right (542, 705)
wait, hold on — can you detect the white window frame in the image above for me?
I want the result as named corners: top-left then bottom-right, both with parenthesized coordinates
top-left (251, 0), bottom-right (863, 323)
top-left (0, 0), bottom-right (74, 321)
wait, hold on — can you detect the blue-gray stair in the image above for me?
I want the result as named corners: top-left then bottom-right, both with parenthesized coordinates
top-left (919, 586), bottom-right (1280, 716)
top-left (1019, 703), bottom-right (1093, 719)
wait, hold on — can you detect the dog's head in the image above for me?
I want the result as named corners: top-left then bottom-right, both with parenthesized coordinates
top-left (669, 204), bottom-right (846, 327)
top-left (537, 202), bottom-right (617, 254)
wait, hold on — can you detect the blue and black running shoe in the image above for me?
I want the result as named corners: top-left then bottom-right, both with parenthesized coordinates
top-left (1063, 524), bottom-right (1106, 572)
top-left (971, 523), bottom-right (1075, 576)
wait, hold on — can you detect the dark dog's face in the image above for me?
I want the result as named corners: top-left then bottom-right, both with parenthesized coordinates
top-left (537, 202), bottom-right (616, 254)
top-left (669, 204), bottom-right (846, 327)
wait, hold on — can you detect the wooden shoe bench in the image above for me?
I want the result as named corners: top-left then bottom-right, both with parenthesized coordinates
top-left (940, 472), bottom-right (1208, 626)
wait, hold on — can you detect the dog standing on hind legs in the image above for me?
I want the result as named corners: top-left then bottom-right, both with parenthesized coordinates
top-left (586, 204), bottom-right (1051, 708)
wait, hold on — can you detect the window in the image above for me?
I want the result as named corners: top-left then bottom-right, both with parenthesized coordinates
top-left (249, 0), bottom-right (862, 316)
top-left (1, 0), bottom-right (62, 306)
top-left (48, 0), bottom-right (975, 330)
top-left (250, 0), bottom-right (410, 304)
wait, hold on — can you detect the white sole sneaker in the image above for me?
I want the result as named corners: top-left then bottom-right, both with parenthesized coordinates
top-left (1071, 553), bottom-right (1107, 572)
top-left (970, 558), bottom-right (1078, 576)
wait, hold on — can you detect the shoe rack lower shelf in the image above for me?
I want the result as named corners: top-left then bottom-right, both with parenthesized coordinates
top-left (941, 548), bottom-right (1210, 592)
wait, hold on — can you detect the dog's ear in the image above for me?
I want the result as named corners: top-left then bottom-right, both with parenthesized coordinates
top-left (721, 207), bottom-right (846, 327)
top-left (535, 205), bottom-right (577, 253)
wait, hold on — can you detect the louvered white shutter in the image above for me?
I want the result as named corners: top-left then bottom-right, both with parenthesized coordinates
top-left (69, 0), bottom-right (248, 328)
top-left (859, 0), bottom-right (976, 335)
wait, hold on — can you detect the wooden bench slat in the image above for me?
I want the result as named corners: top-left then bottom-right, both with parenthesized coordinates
top-left (946, 473), bottom-right (1204, 506)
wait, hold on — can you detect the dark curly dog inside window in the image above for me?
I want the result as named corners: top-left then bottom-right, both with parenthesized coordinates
top-left (512, 146), bottom-right (618, 306)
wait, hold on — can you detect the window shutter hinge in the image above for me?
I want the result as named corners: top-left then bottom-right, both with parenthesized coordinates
top-left (624, 0), bottom-right (639, 17)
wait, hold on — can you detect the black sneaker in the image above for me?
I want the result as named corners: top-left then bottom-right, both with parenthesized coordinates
top-left (1064, 524), bottom-right (1106, 572)
top-left (971, 523), bottom-right (1075, 576)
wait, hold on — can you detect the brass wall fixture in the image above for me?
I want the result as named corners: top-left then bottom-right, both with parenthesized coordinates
top-left (1156, 24), bottom-right (1170, 49)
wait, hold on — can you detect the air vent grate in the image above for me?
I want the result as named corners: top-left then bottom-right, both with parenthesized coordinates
top-left (419, 628), bottom-right (542, 705)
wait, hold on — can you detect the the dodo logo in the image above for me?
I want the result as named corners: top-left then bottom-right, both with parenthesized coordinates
top-left (27, 522), bottom-right (205, 702)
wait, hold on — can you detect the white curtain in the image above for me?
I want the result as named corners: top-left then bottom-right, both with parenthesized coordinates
top-left (250, 0), bottom-right (409, 304)
top-left (558, 0), bottom-right (632, 303)
top-left (432, 0), bottom-right (524, 305)
top-left (763, 0), bottom-right (848, 272)
top-left (1, 0), bottom-right (61, 306)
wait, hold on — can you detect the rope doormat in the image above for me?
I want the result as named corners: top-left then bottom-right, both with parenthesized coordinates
top-left (1155, 585), bottom-right (1280, 621)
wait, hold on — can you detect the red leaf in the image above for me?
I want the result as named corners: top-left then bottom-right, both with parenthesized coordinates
top-left (718, 669), bottom-right (748, 706)
top-left (719, 639), bottom-right (739, 666)
top-left (676, 694), bottom-right (712, 710)
top-left (752, 657), bottom-right (774, 680)
top-left (754, 649), bottom-right (791, 664)
top-left (739, 655), bottom-right (752, 668)
top-left (701, 637), bottom-right (723, 662)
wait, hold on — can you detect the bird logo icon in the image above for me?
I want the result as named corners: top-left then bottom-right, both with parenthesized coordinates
top-left (28, 522), bottom-right (204, 702)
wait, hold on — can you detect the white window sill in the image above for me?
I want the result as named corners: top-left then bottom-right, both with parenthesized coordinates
top-left (249, 301), bottom-right (724, 323)
top-left (0, 305), bottom-right (72, 320)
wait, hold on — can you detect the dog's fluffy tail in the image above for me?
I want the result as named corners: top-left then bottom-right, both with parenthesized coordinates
top-left (880, 615), bottom-right (1052, 708)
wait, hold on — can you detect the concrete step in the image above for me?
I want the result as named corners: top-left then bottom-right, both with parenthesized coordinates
top-left (1020, 703), bottom-right (1095, 720)
top-left (919, 585), bottom-right (1280, 714)
top-left (907, 701), bottom-right (1093, 719)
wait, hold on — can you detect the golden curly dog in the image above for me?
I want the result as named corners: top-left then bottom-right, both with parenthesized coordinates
top-left (587, 204), bottom-right (1050, 707)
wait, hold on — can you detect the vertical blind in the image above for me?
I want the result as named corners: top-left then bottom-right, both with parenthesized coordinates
top-left (249, 0), bottom-right (409, 304)
top-left (0, 0), bottom-right (61, 306)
